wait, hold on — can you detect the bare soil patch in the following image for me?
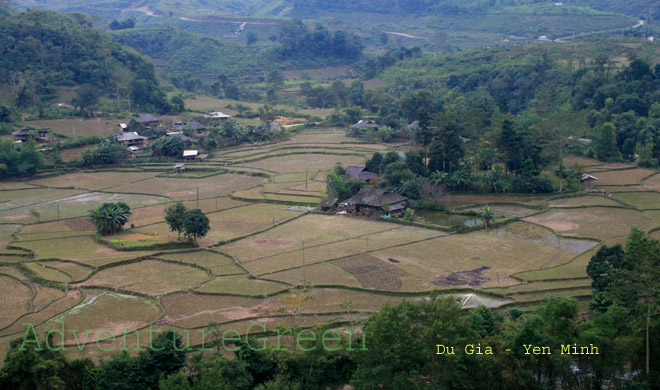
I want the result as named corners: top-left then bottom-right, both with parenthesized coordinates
top-left (333, 254), bottom-right (407, 291)
top-left (432, 266), bottom-right (491, 287)
top-left (3, 215), bottom-right (28, 220)
top-left (166, 191), bottom-right (196, 197)
top-left (247, 239), bottom-right (296, 250)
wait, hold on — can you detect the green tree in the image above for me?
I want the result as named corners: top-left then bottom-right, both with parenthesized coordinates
top-left (183, 209), bottom-right (210, 244)
top-left (610, 228), bottom-right (660, 376)
top-left (593, 122), bottom-right (621, 162)
top-left (479, 205), bottom-right (495, 229)
top-left (164, 202), bottom-right (187, 239)
top-left (88, 202), bottom-right (131, 235)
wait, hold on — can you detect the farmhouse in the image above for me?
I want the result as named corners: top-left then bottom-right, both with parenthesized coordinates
top-left (580, 173), bottom-right (598, 190)
top-left (351, 119), bottom-right (380, 130)
top-left (174, 120), bottom-right (207, 134)
top-left (134, 114), bottom-right (161, 127)
top-left (165, 132), bottom-right (195, 146)
top-left (320, 198), bottom-right (338, 211)
top-left (206, 112), bottom-right (231, 121)
top-left (11, 128), bottom-right (49, 142)
top-left (116, 132), bottom-right (147, 147)
top-left (344, 187), bottom-right (407, 215)
top-left (346, 166), bottom-right (379, 181)
top-left (183, 150), bottom-right (207, 162)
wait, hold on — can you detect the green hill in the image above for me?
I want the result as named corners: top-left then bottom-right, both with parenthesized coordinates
top-left (0, 9), bottom-right (177, 114)
top-left (112, 27), bottom-right (252, 82)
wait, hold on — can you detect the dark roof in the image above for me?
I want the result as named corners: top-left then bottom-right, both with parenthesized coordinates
top-left (352, 120), bottom-right (380, 129)
top-left (345, 188), bottom-right (406, 209)
top-left (175, 120), bottom-right (206, 131)
top-left (165, 132), bottom-right (195, 143)
top-left (320, 198), bottom-right (338, 208)
top-left (346, 166), bottom-right (378, 181)
top-left (134, 114), bottom-right (160, 123)
top-left (12, 128), bottom-right (48, 136)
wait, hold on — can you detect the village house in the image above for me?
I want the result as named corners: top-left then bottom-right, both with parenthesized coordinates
top-left (343, 187), bottom-right (407, 216)
top-left (351, 119), bottom-right (380, 131)
top-left (165, 132), bottom-right (195, 147)
top-left (174, 120), bottom-right (207, 134)
top-left (580, 173), bottom-right (598, 190)
top-left (205, 112), bottom-right (231, 121)
top-left (134, 114), bottom-right (161, 128)
top-left (11, 128), bottom-right (50, 143)
top-left (320, 198), bottom-right (338, 211)
top-left (117, 132), bottom-right (147, 147)
top-left (346, 166), bottom-right (378, 182)
top-left (183, 150), bottom-right (208, 162)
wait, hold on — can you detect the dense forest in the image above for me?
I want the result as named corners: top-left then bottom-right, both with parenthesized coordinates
top-left (2, 226), bottom-right (660, 389)
top-left (0, 9), bottom-right (181, 115)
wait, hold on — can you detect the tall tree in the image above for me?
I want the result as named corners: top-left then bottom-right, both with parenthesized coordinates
top-left (611, 228), bottom-right (660, 376)
top-left (183, 209), bottom-right (210, 244)
top-left (164, 202), bottom-right (187, 239)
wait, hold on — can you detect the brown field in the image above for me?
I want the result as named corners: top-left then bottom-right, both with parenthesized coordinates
top-left (0, 290), bottom-right (83, 338)
top-left (52, 291), bottom-right (163, 344)
top-left (586, 168), bottom-right (654, 186)
top-left (196, 275), bottom-right (288, 296)
top-left (0, 275), bottom-right (33, 329)
top-left (79, 260), bottom-right (211, 296)
top-left (22, 118), bottom-right (123, 138)
top-left (524, 207), bottom-right (649, 240)
top-left (106, 174), bottom-right (266, 200)
top-left (562, 156), bottom-right (603, 167)
top-left (28, 171), bottom-right (159, 191)
top-left (463, 204), bottom-right (538, 217)
top-left (548, 195), bottom-right (626, 208)
top-left (155, 250), bottom-right (245, 276)
top-left (267, 263), bottom-right (360, 288)
top-left (246, 154), bottom-right (365, 174)
top-left (160, 293), bottom-right (267, 328)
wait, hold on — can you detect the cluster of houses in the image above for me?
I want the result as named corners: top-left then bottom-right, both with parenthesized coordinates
top-left (321, 164), bottom-right (408, 217)
top-left (116, 112), bottom-right (231, 160)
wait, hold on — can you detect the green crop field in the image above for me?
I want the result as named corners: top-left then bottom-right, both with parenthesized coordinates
top-left (548, 195), bottom-right (626, 208)
top-left (612, 192), bottom-right (660, 210)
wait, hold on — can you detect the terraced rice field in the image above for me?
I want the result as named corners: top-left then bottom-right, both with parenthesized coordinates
top-left (0, 127), bottom-right (654, 362)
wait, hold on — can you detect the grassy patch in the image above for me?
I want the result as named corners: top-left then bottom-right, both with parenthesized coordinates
top-left (612, 192), bottom-right (660, 210)
top-left (548, 195), bottom-right (626, 208)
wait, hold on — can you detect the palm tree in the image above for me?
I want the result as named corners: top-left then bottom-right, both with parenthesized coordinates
top-left (88, 203), bottom-right (131, 235)
top-left (479, 205), bottom-right (495, 229)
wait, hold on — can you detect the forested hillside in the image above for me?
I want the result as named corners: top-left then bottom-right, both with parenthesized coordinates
top-left (0, 9), bottom-right (179, 114)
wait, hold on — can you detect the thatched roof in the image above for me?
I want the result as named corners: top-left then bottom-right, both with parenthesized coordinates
top-left (352, 120), bottom-right (380, 129)
top-left (134, 113), bottom-right (160, 123)
top-left (346, 166), bottom-right (378, 181)
top-left (345, 188), bottom-right (406, 209)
